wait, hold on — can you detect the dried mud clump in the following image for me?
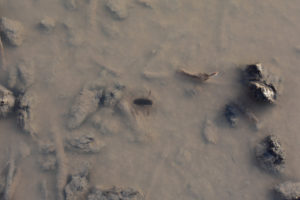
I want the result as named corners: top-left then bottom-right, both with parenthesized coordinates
top-left (16, 90), bottom-right (37, 135)
top-left (243, 64), bottom-right (280, 104)
top-left (0, 17), bottom-right (24, 47)
top-left (105, 0), bottom-right (129, 20)
top-left (64, 165), bottom-right (89, 200)
top-left (67, 88), bottom-right (100, 129)
top-left (67, 81), bottom-right (124, 129)
top-left (38, 17), bottom-right (56, 32)
top-left (0, 85), bottom-right (15, 118)
top-left (274, 181), bottom-right (300, 200)
top-left (8, 60), bottom-right (35, 93)
top-left (87, 186), bottom-right (144, 200)
top-left (255, 135), bottom-right (285, 174)
top-left (65, 133), bottom-right (105, 153)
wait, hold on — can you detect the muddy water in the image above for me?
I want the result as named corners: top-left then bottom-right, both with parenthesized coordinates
top-left (0, 0), bottom-right (300, 199)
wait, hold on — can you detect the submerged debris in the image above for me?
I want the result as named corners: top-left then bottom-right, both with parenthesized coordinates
top-left (224, 103), bottom-right (240, 127)
top-left (65, 133), bottom-right (105, 153)
top-left (177, 69), bottom-right (218, 83)
top-left (0, 17), bottom-right (24, 47)
top-left (255, 135), bottom-right (285, 174)
top-left (274, 181), bottom-right (300, 200)
top-left (64, 165), bottom-right (89, 200)
top-left (87, 186), bottom-right (144, 200)
top-left (0, 85), bottom-right (15, 118)
top-left (105, 0), bottom-right (129, 20)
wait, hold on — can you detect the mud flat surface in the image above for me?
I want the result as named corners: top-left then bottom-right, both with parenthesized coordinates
top-left (1, 0), bottom-right (300, 199)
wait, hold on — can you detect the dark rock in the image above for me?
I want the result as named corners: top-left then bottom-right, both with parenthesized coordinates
top-left (87, 186), bottom-right (144, 200)
top-left (274, 181), bottom-right (300, 200)
top-left (224, 103), bottom-right (240, 127)
top-left (243, 63), bottom-right (281, 104)
top-left (248, 81), bottom-right (277, 103)
top-left (244, 63), bottom-right (263, 82)
top-left (0, 85), bottom-right (15, 118)
top-left (0, 17), bottom-right (24, 47)
top-left (16, 90), bottom-right (37, 135)
top-left (255, 135), bottom-right (285, 174)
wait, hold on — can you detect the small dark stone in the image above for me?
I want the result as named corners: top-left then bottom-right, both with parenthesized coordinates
top-left (244, 63), bottom-right (264, 82)
top-left (133, 98), bottom-right (153, 106)
top-left (248, 81), bottom-right (276, 103)
top-left (255, 135), bottom-right (285, 174)
top-left (224, 103), bottom-right (240, 127)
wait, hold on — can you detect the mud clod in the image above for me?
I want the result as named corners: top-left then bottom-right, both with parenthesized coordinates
top-left (0, 17), bottom-right (24, 47)
top-left (87, 186), bottom-right (144, 200)
top-left (65, 133), bottom-right (105, 153)
top-left (274, 181), bottom-right (300, 200)
top-left (64, 165), bottom-right (89, 200)
top-left (38, 17), bottom-right (56, 32)
top-left (248, 81), bottom-right (276, 103)
top-left (0, 85), bottom-right (15, 118)
top-left (105, 0), bottom-right (129, 20)
top-left (255, 135), bottom-right (285, 174)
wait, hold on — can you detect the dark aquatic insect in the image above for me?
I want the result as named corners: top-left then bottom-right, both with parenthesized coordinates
top-left (133, 98), bottom-right (153, 106)
top-left (176, 69), bottom-right (218, 82)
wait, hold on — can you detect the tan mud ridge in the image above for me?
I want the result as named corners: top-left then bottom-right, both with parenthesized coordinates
top-left (1, 0), bottom-right (300, 200)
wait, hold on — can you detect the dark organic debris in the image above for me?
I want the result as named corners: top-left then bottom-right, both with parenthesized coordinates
top-left (133, 98), bottom-right (153, 106)
top-left (87, 186), bottom-right (144, 200)
top-left (255, 135), bottom-right (285, 174)
top-left (177, 69), bottom-right (218, 83)
top-left (0, 85), bottom-right (15, 118)
top-left (274, 181), bottom-right (300, 200)
top-left (0, 17), bottom-right (24, 47)
top-left (224, 103), bottom-right (240, 127)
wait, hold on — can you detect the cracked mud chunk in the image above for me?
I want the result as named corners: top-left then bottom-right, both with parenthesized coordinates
top-left (0, 85), bottom-right (15, 118)
top-left (255, 135), bottom-right (285, 174)
top-left (105, 0), bottom-right (129, 20)
top-left (64, 165), bottom-right (89, 200)
top-left (0, 17), bottom-right (24, 47)
top-left (274, 181), bottom-right (300, 200)
top-left (67, 88), bottom-right (100, 129)
top-left (65, 133), bottom-right (105, 153)
top-left (87, 186), bottom-right (144, 200)
top-left (16, 90), bottom-right (37, 134)
top-left (8, 60), bottom-right (35, 92)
